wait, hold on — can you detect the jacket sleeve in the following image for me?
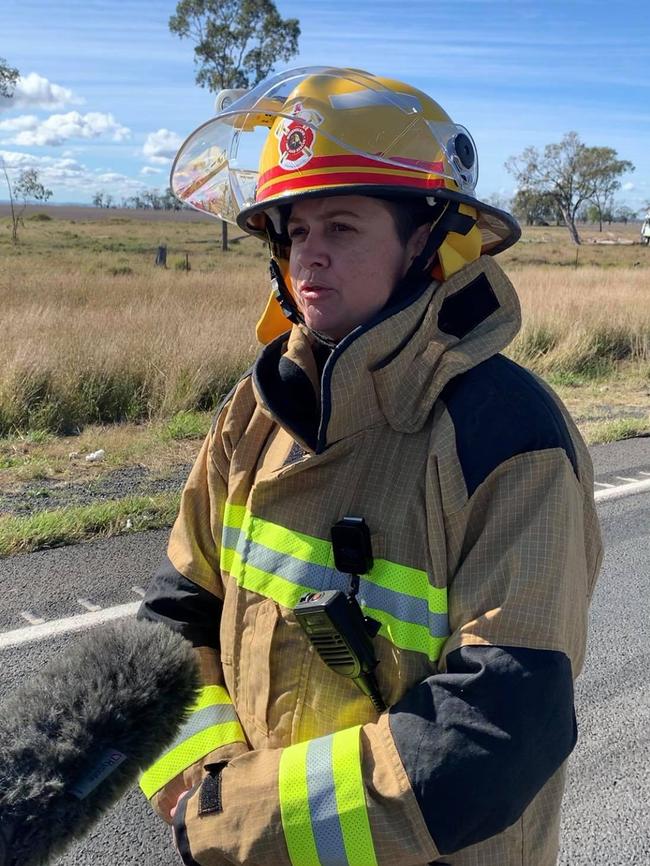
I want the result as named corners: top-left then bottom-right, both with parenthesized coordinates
top-left (137, 419), bottom-right (249, 822)
top-left (171, 447), bottom-right (602, 865)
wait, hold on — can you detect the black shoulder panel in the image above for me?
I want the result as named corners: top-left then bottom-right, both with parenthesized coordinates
top-left (437, 272), bottom-right (500, 339)
top-left (440, 354), bottom-right (578, 498)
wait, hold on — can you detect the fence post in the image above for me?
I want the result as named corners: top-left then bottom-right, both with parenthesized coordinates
top-left (155, 245), bottom-right (167, 267)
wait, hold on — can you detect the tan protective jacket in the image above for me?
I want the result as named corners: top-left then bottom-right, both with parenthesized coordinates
top-left (140, 255), bottom-right (602, 866)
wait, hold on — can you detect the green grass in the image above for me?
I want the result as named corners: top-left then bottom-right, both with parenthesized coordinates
top-left (0, 492), bottom-right (181, 556)
top-left (587, 417), bottom-right (650, 444)
top-left (160, 410), bottom-right (212, 441)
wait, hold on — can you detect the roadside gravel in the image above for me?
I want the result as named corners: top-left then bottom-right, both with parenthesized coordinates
top-left (0, 463), bottom-right (192, 518)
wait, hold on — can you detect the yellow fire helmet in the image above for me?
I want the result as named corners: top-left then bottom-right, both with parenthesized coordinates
top-left (171, 66), bottom-right (520, 343)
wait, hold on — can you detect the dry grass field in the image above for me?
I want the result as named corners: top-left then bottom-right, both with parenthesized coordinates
top-left (1, 206), bottom-right (648, 550)
top-left (1, 206), bottom-right (648, 442)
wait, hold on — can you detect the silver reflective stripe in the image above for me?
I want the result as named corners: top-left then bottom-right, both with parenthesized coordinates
top-left (223, 529), bottom-right (448, 638)
top-left (306, 737), bottom-right (348, 866)
top-left (165, 704), bottom-right (239, 754)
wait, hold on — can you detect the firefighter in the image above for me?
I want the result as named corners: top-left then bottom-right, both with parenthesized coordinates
top-left (137, 68), bottom-right (602, 866)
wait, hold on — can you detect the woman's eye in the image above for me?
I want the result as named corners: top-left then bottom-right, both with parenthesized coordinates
top-left (330, 222), bottom-right (352, 233)
top-left (288, 226), bottom-right (306, 239)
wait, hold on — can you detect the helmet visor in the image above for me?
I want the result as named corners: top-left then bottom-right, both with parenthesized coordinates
top-left (170, 66), bottom-right (479, 224)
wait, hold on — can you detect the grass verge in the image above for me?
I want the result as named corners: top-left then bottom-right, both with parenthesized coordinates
top-left (585, 417), bottom-right (650, 445)
top-left (0, 492), bottom-right (181, 557)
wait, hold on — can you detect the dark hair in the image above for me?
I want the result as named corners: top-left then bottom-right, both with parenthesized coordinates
top-left (375, 196), bottom-right (440, 245)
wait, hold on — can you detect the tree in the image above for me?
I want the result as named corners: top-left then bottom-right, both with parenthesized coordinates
top-left (511, 189), bottom-right (559, 227)
top-left (1, 163), bottom-right (53, 243)
top-left (170, 0), bottom-right (300, 92)
top-left (612, 205), bottom-right (636, 225)
top-left (0, 57), bottom-right (19, 98)
top-left (169, 0), bottom-right (300, 249)
top-left (161, 186), bottom-right (184, 211)
top-left (505, 132), bottom-right (634, 244)
top-left (584, 146), bottom-right (634, 232)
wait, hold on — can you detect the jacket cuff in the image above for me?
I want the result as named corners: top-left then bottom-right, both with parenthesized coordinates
top-left (364, 713), bottom-right (441, 864)
top-left (172, 718), bottom-right (441, 866)
top-left (140, 684), bottom-right (247, 802)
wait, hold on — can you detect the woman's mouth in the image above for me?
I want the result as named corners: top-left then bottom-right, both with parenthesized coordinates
top-left (299, 284), bottom-right (335, 300)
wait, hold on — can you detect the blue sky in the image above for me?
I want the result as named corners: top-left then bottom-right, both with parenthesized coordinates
top-left (1, 0), bottom-right (648, 211)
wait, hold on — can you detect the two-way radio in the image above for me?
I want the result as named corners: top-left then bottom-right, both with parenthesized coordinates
top-left (294, 517), bottom-right (386, 712)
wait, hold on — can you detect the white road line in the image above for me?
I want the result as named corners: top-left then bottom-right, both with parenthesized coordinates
top-left (639, 471), bottom-right (650, 477)
top-left (0, 602), bottom-right (140, 650)
top-left (594, 481), bottom-right (615, 488)
top-left (20, 610), bottom-right (45, 626)
top-left (594, 478), bottom-right (650, 503)
top-left (77, 597), bottom-right (102, 612)
top-left (131, 585), bottom-right (146, 597)
top-left (614, 476), bottom-right (641, 483)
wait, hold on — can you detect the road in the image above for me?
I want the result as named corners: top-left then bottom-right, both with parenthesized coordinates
top-left (0, 438), bottom-right (649, 866)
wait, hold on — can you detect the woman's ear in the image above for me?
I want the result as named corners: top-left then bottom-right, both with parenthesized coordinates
top-left (406, 222), bottom-right (431, 267)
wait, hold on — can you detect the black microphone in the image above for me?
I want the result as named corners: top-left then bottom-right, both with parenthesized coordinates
top-left (0, 618), bottom-right (200, 866)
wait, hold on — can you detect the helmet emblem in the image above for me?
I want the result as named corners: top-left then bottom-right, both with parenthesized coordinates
top-left (277, 102), bottom-right (323, 170)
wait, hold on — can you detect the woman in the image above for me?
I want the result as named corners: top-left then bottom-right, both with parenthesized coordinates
top-left (138, 68), bottom-right (602, 866)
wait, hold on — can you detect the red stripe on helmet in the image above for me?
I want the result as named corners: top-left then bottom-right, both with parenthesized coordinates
top-left (256, 170), bottom-right (446, 202)
top-left (258, 154), bottom-right (445, 188)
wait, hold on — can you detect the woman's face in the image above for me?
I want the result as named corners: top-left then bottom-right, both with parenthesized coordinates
top-left (288, 195), bottom-right (428, 341)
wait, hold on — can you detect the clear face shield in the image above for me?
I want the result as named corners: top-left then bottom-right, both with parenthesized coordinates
top-left (169, 66), bottom-right (479, 226)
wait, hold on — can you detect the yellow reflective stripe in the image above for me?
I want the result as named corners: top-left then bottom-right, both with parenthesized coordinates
top-left (279, 740), bottom-right (321, 866)
top-left (226, 548), bottom-right (310, 609)
top-left (246, 508), bottom-right (332, 566)
top-left (364, 604), bottom-right (446, 659)
top-left (223, 502), bottom-right (246, 531)
top-left (193, 684), bottom-right (232, 712)
top-left (139, 721), bottom-right (244, 799)
top-left (332, 727), bottom-right (377, 866)
top-left (221, 502), bottom-right (449, 660)
top-left (225, 501), bottom-right (332, 566)
top-left (279, 728), bottom-right (377, 866)
top-left (371, 558), bottom-right (447, 614)
top-left (220, 544), bottom-right (235, 574)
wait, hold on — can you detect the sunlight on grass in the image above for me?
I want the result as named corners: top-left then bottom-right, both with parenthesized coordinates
top-left (0, 492), bottom-right (181, 556)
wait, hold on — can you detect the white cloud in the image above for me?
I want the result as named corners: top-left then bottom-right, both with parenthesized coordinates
top-left (622, 181), bottom-right (635, 191)
top-left (0, 72), bottom-right (82, 112)
top-left (0, 149), bottom-right (147, 199)
top-left (141, 165), bottom-right (163, 175)
top-left (0, 114), bottom-right (40, 132)
top-left (0, 111), bottom-right (131, 146)
top-left (143, 129), bottom-right (182, 165)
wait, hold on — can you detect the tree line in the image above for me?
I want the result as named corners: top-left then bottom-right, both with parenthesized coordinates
top-left (91, 188), bottom-right (185, 211)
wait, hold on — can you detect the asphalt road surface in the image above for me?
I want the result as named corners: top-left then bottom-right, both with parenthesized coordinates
top-left (0, 438), bottom-right (648, 866)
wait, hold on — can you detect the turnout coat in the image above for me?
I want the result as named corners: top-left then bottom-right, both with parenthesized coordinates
top-left (139, 255), bottom-right (602, 866)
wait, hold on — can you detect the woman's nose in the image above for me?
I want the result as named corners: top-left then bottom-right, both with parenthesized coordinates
top-left (297, 230), bottom-right (329, 269)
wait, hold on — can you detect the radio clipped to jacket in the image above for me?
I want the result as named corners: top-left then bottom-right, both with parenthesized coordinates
top-left (294, 517), bottom-right (386, 712)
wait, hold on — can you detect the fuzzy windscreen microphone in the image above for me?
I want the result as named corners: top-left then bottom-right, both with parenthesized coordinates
top-left (0, 618), bottom-right (200, 866)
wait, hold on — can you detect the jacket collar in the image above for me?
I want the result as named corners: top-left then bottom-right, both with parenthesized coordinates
top-left (253, 256), bottom-right (521, 453)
